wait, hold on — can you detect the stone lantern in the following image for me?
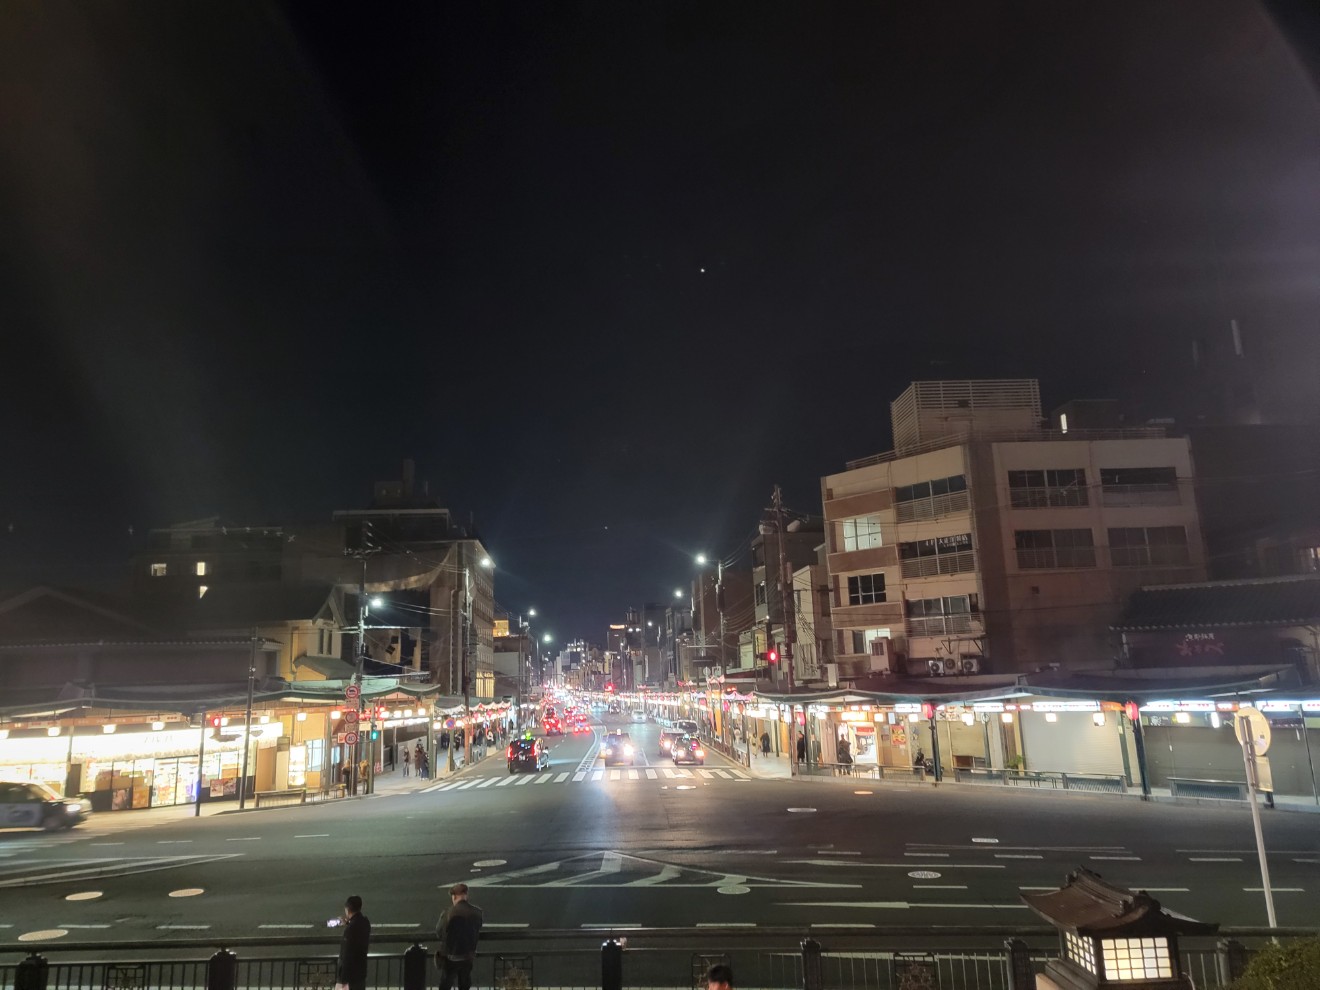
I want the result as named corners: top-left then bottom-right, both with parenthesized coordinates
top-left (1022, 868), bottom-right (1217, 989)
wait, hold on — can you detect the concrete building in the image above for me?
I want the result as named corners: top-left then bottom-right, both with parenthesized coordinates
top-left (791, 547), bottom-right (833, 686)
top-left (822, 380), bottom-right (1207, 681)
top-left (751, 517), bottom-right (824, 688)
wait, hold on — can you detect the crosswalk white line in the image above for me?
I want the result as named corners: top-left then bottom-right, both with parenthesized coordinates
top-left (592, 770), bottom-right (604, 781)
top-left (454, 780), bottom-right (480, 790)
top-left (573, 772), bottom-right (586, 782)
top-left (627, 769), bottom-right (639, 781)
top-left (663, 768), bottom-right (679, 779)
top-left (713, 770), bottom-right (733, 779)
top-left (555, 772), bottom-right (570, 783)
top-left (476, 778), bottom-right (499, 788)
top-left (645, 769), bottom-right (658, 780)
top-left (698, 769), bottom-right (715, 779)
top-left (534, 773), bottom-right (553, 784)
top-left (609, 770), bottom-right (622, 781)
top-left (497, 777), bottom-right (517, 787)
top-left (514, 775), bottom-right (534, 785)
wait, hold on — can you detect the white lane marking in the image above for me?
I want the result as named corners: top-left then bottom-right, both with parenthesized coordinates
top-left (820, 851), bottom-right (862, 857)
top-left (971, 837), bottom-right (999, 844)
top-left (420, 782), bottom-right (447, 793)
top-left (555, 773), bottom-right (569, 783)
top-left (1244, 887), bottom-right (1305, 892)
top-left (226, 837), bottom-right (261, 842)
top-left (713, 770), bottom-right (733, 779)
top-left (90, 843), bottom-right (124, 847)
top-left (696, 922), bottom-right (756, 928)
top-left (663, 769), bottom-right (679, 779)
top-left (1293, 858), bottom-right (1320, 864)
top-left (437, 782), bottom-right (464, 791)
top-left (779, 901), bottom-right (909, 909)
top-left (917, 903), bottom-right (1030, 910)
top-left (260, 924), bottom-right (314, 929)
top-left (454, 781), bottom-right (481, 790)
top-left (995, 854), bottom-right (1043, 860)
top-left (627, 770), bottom-right (639, 781)
top-left (483, 923), bottom-right (530, 929)
top-left (158, 925), bottom-right (210, 930)
top-left (514, 775), bottom-right (534, 785)
top-left (913, 885), bottom-right (967, 889)
top-left (1091, 856), bottom-right (1141, 861)
top-left (789, 860), bottom-right (1006, 870)
top-left (1189, 857), bottom-right (1242, 862)
top-left (497, 777), bottom-right (517, 787)
top-left (56, 924), bottom-right (112, 929)
top-left (904, 853), bottom-right (949, 858)
top-left (698, 770), bottom-right (715, 779)
top-left (295, 834), bottom-right (329, 839)
top-left (476, 779), bottom-right (499, 789)
top-left (645, 769), bottom-right (658, 780)
top-left (373, 923), bottom-right (422, 928)
top-left (156, 840), bottom-right (192, 845)
top-left (573, 772), bottom-right (586, 782)
top-left (592, 770), bottom-right (604, 781)
top-left (812, 923), bottom-right (876, 929)
top-left (535, 773), bottom-right (553, 784)
top-left (581, 923), bottom-right (642, 929)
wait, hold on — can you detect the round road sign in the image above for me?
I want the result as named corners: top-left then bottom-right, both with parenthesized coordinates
top-left (343, 709), bottom-right (359, 725)
top-left (1235, 707), bottom-right (1271, 755)
top-left (344, 684), bottom-right (361, 701)
top-left (344, 731), bottom-right (360, 746)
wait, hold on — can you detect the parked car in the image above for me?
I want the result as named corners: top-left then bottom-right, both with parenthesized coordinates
top-left (507, 739), bottom-right (551, 774)
top-left (670, 735), bottom-right (706, 766)
top-left (0, 781), bottom-right (91, 830)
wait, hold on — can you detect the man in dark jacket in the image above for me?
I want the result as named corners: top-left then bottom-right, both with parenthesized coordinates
top-left (435, 882), bottom-right (483, 990)
top-left (336, 895), bottom-right (371, 990)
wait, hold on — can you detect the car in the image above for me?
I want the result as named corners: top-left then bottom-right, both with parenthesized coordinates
top-left (0, 781), bottom-right (91, 831)
top-left (659, 719), bottom-right (700, 755)
top-left (601, 732), bottom-right (636, 766)
top-left (670, 735), bottom-right (706, 766)
top-left (631, 709), bottom-right (647, 724)
top-left (543, 717), bottom-right (563, 736)
top-left (507, 738), bottom-right (551, 774)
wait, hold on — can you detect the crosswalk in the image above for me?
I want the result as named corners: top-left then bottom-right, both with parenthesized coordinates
top-left (420, 766), bottom-right (751, 793)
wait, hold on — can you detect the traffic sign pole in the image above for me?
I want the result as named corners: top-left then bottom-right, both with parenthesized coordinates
top-left (1237, 709), bottom-right (1278, 928)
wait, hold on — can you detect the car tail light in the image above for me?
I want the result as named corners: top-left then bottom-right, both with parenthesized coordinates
top-left (695, 749), bottom-right (705, 758)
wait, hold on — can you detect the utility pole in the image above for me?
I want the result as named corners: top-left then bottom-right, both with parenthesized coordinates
top-left (463, 564), bottom-right (472, 768)
top-left (347, 522), bottom-right (379, 796)
top-left (238, 630), bottom-right (259, 811)
top-left (716, 560), bottom-right (726, 672)
top-left (772, 485), bottom-right (796, 692)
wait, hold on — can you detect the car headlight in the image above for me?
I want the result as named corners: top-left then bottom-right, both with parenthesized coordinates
top-left (65, 802), bottom-right (81, 814)
top-left (623, 744), bottom-right (634, 756)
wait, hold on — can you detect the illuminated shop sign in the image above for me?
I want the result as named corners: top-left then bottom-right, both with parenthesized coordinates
top-left (1141, 701), bottom-right (1217, 712)
top-left (1027, 701), bottom-right (1101, 713)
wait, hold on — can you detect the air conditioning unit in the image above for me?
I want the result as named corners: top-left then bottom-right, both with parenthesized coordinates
top-left (959, 657), bottom-right (981, 675)
top-left (823, 663), bottom-right (840, 687)
top-left (927, 658), bottom-right (949, 677)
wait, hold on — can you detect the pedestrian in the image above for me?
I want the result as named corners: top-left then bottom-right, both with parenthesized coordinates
top-left (435, 882), bottom-right (484, 990)
top-left (421, 749), bottom-right (430, 779)
top-left (335, 895), bottom-right (371, 990)
top-left (760, 731), bottom-right (771, 757)
top-left (402, 747), bottom-right (411, 777)
top-left (707, 963), bottom-right (734, 990)
top-left (796, 733), bottom-right (806, 763)
top-left (837, 736), bottom-right (853, 775)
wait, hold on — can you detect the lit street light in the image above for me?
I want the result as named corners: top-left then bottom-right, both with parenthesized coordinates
top-left (673, 589), bottom-right (683, 598)
top-left (696, 553), bottom-right (708, 566)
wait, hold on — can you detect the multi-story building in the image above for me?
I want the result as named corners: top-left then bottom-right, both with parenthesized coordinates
top-left (822, 380), bottom-right (1207, 681)
top-left (791, 546), bottom-right (833, 685)
top-left (751, 517), bottom-right (823, 687)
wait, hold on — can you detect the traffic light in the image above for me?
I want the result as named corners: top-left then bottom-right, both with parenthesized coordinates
top-left (209, 716), bottom-right (223, 729)
top-left (766, 648), bottom-right (779, 665)
top-left (605, 683), bottom-right (614, 693)
top-left (370, 729), bottom-right (380, 741)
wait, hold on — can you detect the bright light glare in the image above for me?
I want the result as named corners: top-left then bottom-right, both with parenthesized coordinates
top-left (480, 557), bottom-right (493, 568)
top-left (543, 633), bottom-right (553, 643)
top-left (370, 596), bottom-right (384, 608)
top-left (528, 608), bottom-right (537, 617)
top-left (674, 589), bottom-right (683, 598)
top-left (696, 554), bottom-right (708, 565)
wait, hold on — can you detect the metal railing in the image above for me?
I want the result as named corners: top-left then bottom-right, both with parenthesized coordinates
top-left (799, 762), bottom-right (928, 783)
top-left (894, 490), bottom-right (970, 523)
top-left (1007, 487), bottom-right (1088, 509)
top-left (899, 551), bottom-right (976, 579)
top-left (952, 767), bottom-right (1127, 794)
top-left (1014, 547), bottom-right (1096, 570)
top-left (1169, 777), bottom-right (1249, 802)
top-left (906, 615), bottom-right (978, 638)
top-left (1100, 484), bottom-right (1181, 508)
top-left (0, 927), bottom-right (1302, 990)
top-left (844, 426), bottom-right (1168, 470)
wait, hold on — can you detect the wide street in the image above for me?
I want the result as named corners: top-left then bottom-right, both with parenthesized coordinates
top-left (1, 712), bottom-right (1317, 944)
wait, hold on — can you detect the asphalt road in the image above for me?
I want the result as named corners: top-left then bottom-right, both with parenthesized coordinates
top-left (1, 712), bottom-right (1318, 945)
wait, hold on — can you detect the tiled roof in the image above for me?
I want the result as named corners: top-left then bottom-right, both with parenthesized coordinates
top-left (1115, 575), bottom-right (1320, 631)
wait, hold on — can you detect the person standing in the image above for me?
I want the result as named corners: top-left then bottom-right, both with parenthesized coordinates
top-left (420, 749), bottom-right (430, 779)
top-left (336, 895), bottom-right (371, 990)
top-left (402, 747), bottom-right (411, 777)
top-left (435, 882), bottom-right (483, 990)
top-left (760, 731), bottom-right (771, 757)
top-left (707, 964), bottom-right (734, 990)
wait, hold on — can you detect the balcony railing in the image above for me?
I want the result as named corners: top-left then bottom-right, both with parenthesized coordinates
top-left (900, 550), bottom-right (977, 578)
top-left (895, 489), bottom-right (970, 522)
top-left (845, 425), bottom-right (1169, 470)
top-left (907, 614), bottom-right (978, 637)
top-left (1100, 484), bottom-right (1181, 507)
top-left (1110, 545), bottom-right (1191, 568)
top-left (1009, 486), bottom-right (1088, 509)
top-left (1015, 546), bottom-right (1098, 570)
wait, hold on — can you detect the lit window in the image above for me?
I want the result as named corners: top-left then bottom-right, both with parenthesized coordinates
top-left (841, 516), bottom-right (883, 552)
top-left (198, 585), bottom-right (209, 599)
top-left (196, 561), bottom-right (207, 576)
top-left (1064, 932), bottom-right (1095, 973)
top-left (1100, 937), bottom-right (1172, 981)
top-left (150, 563), bottom-right (167, 577)
top-left (1059, 412), bottom-right (1069, 434)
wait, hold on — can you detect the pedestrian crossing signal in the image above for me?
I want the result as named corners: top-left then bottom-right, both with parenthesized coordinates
top-left (370, 729), bottom-right (380, 741)
top-left (766, 649), bottom-right (779, 664)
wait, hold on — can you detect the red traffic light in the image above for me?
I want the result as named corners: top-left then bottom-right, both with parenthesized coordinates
top-left (209, 716), bottom-right (223, 729)
top-left (767, 649), bottom-right (779, 664)
top-left (605, 683), bottom-right (614, 692)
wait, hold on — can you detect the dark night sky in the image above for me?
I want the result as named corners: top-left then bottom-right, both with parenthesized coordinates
top-left (2, 2), bottom-right (1318, 643)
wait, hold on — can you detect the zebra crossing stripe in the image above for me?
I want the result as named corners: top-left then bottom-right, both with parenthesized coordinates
top-left (455, 780), bottom-right (480, 790)
top-left (496, 777), bottom-right (517, 787)
top-left (573, 772), bottom-right (586, 782)
top-left (439, 782), bottom-right (464, 791)
top-left (555, 772), bottom-right (569, 783)
top-left (697, 770), bottom-right (714, 779)
top-left (627, 770), bottom-right (639, 781)
top-left (514, 775), bottom-right (534, 785)
top-left (609, 770), bottom-right (621, 782)
top-left (645, 769), bottom-right (658, 780)
top-left (663, 769), bottom-right (679, 779)
top-left (476, 778), bottom-right (499, 788)
top-left (592, 770), bottom-right (604, 781)
top-left (534, 773), bottom-right (553, 784)
top-left (712, 770), bottom-right (732, 779)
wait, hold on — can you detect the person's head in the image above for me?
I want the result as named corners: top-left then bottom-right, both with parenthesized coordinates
top-left (449, 882), bottom-right (469, 903)
top-left (707, 964), bottom-right (734, 990)
top-left (344, 895), bottom-right (363, 917)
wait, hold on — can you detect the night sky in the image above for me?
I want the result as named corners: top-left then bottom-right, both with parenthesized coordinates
top-left (3, 2), bottom-right (1318, 643)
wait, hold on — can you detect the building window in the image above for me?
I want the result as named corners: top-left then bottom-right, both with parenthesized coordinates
top-left (848, 627), bottom-right (892, 655)
top-left (898, 533), bottom-right (975, 578)
top-left (150, 563), bottom-right (168, 577)
top-left (1065, 932), bottom-right (1096, 975)
top-left (755, 582), bottom-right (767, 606)
top-left (195, 561), bottom-right (208, 576)
top-left (1100, 466), bottom-right (1180, 506)
top-left (1008, 469), bottom-right (1088, 508)
top-left (198, 585), bottom-right (209, 599)
top-left (1100, 937), bottom-right (1173, 981)
top-left (841, 515), bottom-right (883, 552)
top-left (894, 474), bottom-right (969, 522)
top-left (1015, 529), bottom-right (1096, 569)
top-left (846, 572), bottom-right (886, 605)
top-left (1109, 526), bottom-right (1190, 567)
top-left (907, 595), bottom-right (976, 636)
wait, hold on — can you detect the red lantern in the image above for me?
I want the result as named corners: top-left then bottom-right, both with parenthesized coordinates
top-left (1124, 700), bottom-right (1140, 723)
top-left (921, 702), bottom-right (936, 720)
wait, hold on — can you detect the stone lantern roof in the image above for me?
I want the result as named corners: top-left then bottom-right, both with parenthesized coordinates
top-left (1022, 868), bottom-right (1218, 938)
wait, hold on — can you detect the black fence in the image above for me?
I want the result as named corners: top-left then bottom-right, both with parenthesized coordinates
top-left (0, 926), bottom-right (1306, 990)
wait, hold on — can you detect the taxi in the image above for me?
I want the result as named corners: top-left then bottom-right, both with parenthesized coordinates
top-left (0, 781), bottom-right (92, 831)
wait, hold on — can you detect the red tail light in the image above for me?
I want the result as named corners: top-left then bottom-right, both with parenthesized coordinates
top-left (506, 746), bottom-right (513, 759)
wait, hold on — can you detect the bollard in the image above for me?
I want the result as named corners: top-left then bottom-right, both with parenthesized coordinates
top-left (207, 948), bottom-right (238, 990)
top-left (1216, 938), bottom-right (1250, 984)
top-left (403, 942), bottom-right (429, 990)
top-left (15, 952), bottom-right (48, 990)
top-left (601, 938), bottom-right (623, 990)
top-left (800, 938), bottom-right (822, 990)
top-left (1003, 939), bottom-right (1033, 990)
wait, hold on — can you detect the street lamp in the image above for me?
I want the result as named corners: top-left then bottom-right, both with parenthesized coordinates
top-left (480, 557), bottom-right (493, 569)
top-left (674, 589), bottom-right (683, 599)
top-left (370, 596), bottom-right (384, 609)
top-left (696, 553), bottom-right (708, 566)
